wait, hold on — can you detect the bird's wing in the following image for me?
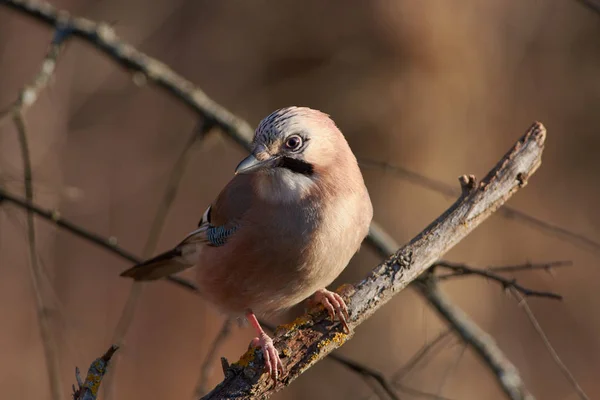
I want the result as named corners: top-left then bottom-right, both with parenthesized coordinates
top-left (120, 174), bottom-right (254, 281)
top-left (180, 206), bottom-right (238, 247)
top-left (185, 173), bottom-right (254, 246)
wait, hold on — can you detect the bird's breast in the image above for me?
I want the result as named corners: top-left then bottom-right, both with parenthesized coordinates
top-left (196, 192), bottom-right (369, 317)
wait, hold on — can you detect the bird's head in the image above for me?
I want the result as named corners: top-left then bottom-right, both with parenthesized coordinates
top-left (235, 107), bottom-right (357, 203)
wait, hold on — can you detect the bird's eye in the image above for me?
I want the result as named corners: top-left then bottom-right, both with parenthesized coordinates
top-left (284, 135), bottom-right (303, 151)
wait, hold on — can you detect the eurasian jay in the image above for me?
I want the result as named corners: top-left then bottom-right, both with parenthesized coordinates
top-left (120, 106), bottom-right (373, 379)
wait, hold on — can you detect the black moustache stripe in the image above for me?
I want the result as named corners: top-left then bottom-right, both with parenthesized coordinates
top-left (280, 156), bottom-right (314, 175)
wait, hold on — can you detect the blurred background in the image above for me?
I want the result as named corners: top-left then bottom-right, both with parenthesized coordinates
top-left (0, 0), bottom-right (599, 399)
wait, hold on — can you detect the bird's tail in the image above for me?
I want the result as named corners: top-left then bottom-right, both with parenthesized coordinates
top-left (120, 245), bottom-right (195, 281)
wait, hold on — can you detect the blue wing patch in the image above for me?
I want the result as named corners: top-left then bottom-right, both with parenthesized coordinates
top-left (206, 225), bottom-right (239, 246)
top-left (184, 205), bottom-right (239, 247)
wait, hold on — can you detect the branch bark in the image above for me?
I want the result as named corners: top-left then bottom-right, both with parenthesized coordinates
top-left (203, 123), bottom-right (546, 398)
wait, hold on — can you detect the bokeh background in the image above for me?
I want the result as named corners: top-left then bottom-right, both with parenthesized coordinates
top-left (0, 1), bottom-right (599, 399)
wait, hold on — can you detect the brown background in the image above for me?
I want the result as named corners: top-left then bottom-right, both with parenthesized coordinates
top-left (0, 1), bottom-right (599, 399)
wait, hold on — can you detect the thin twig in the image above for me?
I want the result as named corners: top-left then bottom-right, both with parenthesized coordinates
top-left (194, 318), bottom-right (234, 397)
top-left (14, 111), bottom-right (63, 400)
top-left (72, 345), bottom-right (118, 400)
top-left (434, 342), bottom-right (467, 397)
top-left (331, 353), bottom-right (456, 400)
top-left (0, 22), bottom-right (71, 400)
top-left (487, 261), bottom-right (572, 274)
top-left (391, 328), bottom-right (455, 385)
top-left (511, 289), bottom-right (590, 400)
top-left (359, 159), bottom-right (600, 257)
top-left (432, 261), bottom-right (563, 300)
top-left (328, 353), bottom-right (401, 400)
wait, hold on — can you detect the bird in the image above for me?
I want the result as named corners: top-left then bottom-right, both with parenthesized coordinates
top-left (120, 106), bottom-right (373, 380)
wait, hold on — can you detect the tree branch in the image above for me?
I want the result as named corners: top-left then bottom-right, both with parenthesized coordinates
top-left (4, 29), bottom-right (71, 399)
top-left (14, 110), bottom-right (64, 400)
top-left (433, 260), bottom-right (564, 300)
top-left (202, 123), bottom-right (546, 398)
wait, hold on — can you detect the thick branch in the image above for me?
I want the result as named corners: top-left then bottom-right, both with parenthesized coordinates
top-left (203, 123), bottom-right (546, 398)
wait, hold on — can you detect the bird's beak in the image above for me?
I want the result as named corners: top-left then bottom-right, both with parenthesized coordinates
top-left (235, 154), bottom-right (280, 175)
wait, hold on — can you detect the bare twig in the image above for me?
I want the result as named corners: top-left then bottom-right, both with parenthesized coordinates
top-left (435, 342), bottom-right (467, 396)
top-left (433, 261), bottom-right (563, 300)
top-left (331, 352), bottom-right (456, 400)
top-left (72, 345), bottom-right (118, 400)
top-left (0, 22), bottom-right (72, 400)
top-left (359, 159), bottom-right (600, 257)
top-left (202, 123), bottom-right (545, 398)
top-left (328, 353), bottom-right (401, 400)
top-left (194, 318), bottom-right (234, 397)
top-left (487, 261), bottom-right (571, 274)
top-left (14, 113), bottom-right (63, 400)
top-left (511, 289), bottom-right (590, 400)
top-left (390, 328), bottom-right (455, 385)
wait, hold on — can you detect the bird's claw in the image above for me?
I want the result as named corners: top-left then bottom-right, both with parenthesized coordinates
top-left (309, 288), bottom-right (350, 333)
top-left (249, 333), bottom-right (284, 381)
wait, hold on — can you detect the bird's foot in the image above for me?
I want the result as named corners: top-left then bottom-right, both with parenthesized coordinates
top-left (308, 288), bottom-right (350, 333)
top-left (249, 332), bottom-right (284, 381)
